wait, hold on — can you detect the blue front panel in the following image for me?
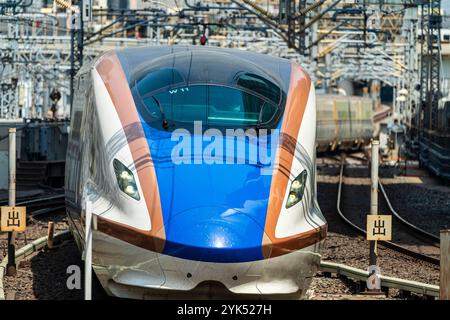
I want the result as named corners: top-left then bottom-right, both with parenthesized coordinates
top-left (139, 122), bottom-right (277, 262)
top-left (115, 48), bottom-right (291, 263)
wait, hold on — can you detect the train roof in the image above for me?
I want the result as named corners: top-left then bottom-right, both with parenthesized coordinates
top-left (90, 46), bottom-right (294, 93)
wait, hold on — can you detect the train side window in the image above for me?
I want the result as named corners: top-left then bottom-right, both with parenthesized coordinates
top-left (235, 73), bottom-right (281, 106)
top-left (260, 101), bottom-right (278, 123)
top-left (208, 86), bottom-right (264, 126)
top-left (89, 141), bottom-right (96, 175)
top-left (88, 95), bottom-right (96, 176)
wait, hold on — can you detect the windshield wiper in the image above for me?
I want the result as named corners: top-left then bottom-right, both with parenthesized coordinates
top-left (152, 96), bottom-right (169, 130)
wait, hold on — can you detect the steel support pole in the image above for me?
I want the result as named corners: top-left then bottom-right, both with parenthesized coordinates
top-left (366, 140), bottom-right (381, 293)
top-left (370, 141), bottom-right (379, 216)
top-left (369, 140), bottom-right (379, 266)
top-left (6, 128), bottom-right (16, 277)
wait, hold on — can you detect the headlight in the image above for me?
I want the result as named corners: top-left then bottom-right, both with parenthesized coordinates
top-left (285, 170), bottom-right (307, 208)
top-left (113, 159), bottom-right (140, 201)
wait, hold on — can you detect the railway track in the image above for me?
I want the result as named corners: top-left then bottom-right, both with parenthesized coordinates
top-left (378, 182), bottom-right (440, 245)
top-left (19, 194), bottom-right (65, 217)
top-left (336, 157), bottom-right (440, 266)
top-left (0, 192), bottom-right (65, 218)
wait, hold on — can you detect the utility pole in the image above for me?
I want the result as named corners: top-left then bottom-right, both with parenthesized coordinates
top-left (6, 128), bottom-right (17, 277)
top-left (364, 139), bottom-right (384, 295)
top-left (69, 0), bottom-right (85, 111)
top-left (369, 140), bottom-right (379, 267)
top-left (418, 0), bottom-right (441, 136)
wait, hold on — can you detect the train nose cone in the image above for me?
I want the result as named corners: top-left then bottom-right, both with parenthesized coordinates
top-left (163, 206), bottom-right (266, 262)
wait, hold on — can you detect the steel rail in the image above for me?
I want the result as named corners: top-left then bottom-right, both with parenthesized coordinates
top-left (0, 192), bottom-right (63, 206)
top-left (336, 157), bottom-right (440, 266)
top-left (30, 206), bottom-right (66, 217)
top-left (319, 261), bottom-right (439, 298)
top-left (379, 181), bottom-right (441, 244)
top-left (16, 194), bottom-right (64, 207)
top-left (1, 193), bottom-right (65, 220)
top-left (0, 229), bottom-right (71, 300)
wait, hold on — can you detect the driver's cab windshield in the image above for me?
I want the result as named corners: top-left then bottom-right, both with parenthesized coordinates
top-left (132, 68), bottom-right (284, 131)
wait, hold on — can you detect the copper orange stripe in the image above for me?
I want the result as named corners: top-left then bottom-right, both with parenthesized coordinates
top-left (96, 52), bottom-right (165, 253)
top-left (263, 62), bottom-right (326, 258)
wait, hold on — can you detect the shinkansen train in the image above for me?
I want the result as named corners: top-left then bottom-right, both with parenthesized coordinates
top-left (65, 46), bottom-right (327, 299)
top-left (316, 94), bottom-right (374, 152)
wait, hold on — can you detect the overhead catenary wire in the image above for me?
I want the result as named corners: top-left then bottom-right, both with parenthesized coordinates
top-left (54, 0), bottom-right (78, 12)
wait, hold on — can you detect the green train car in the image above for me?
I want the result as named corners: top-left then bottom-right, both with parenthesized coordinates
top-left (316, 94), bottom-right (374, 152)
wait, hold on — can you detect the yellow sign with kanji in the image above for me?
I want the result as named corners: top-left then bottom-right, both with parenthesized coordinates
top-left (367, 215), bottom-right (392, 241)
top-left (0, 206), bottom-right (26, 232)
